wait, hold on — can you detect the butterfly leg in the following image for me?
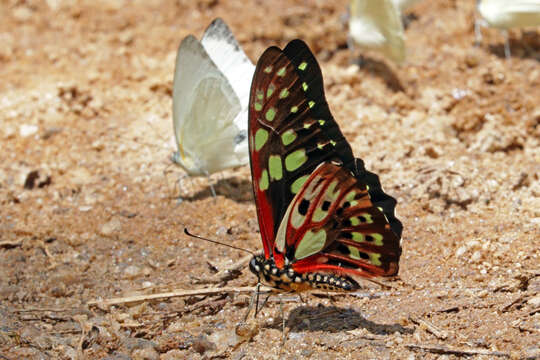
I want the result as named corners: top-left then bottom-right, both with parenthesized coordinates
top-left (279, 294), bottom-right (287, 347)
top-left (502, 29), bottom-right (511, 59)
top-left (256, 292), bottom-right (272, 318)
top-left (474, 18), bottom-right (484, 47)
top-left (204, 171), bottom-right (217, 198)
top-left (243, 282), bottom-right (261, 321)
top-left (175, 174), bottom-right (187, 204)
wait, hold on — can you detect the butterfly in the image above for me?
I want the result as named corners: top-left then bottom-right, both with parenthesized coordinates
top-left (348, 0), bottom-right (405, 64)
top-left (172, 18), bottom-right (255, 177)
top-left (391, 0), bottom-right (423, 13)
top-left (475, 0), bottom-right (540, 58)
top-left (247, 39), bottom-right (402, 293)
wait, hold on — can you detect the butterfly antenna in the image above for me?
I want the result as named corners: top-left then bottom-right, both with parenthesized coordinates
top-left (183, 228), bottom-right (255, 256)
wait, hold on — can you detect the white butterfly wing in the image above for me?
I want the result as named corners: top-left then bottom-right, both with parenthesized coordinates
top-left (349, 0), bottom-right (405, 63)
top-left (201, 18), bottom-right (255, 130)
top-left (172, 35), bottom-right (248, 176)
top-left (479, 0), bottom-right (540, 28)
top-left (391, 0), bottom-right (422, 12)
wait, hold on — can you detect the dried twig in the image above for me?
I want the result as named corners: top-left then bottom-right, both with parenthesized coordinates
top-left (87, 286), bottom-right (272, 307)
top-left (500, 294), bottom-right (528, 312)
top-left (405, 344), bottom-right (509, 357)
top-left (14, 307), bottom-right (70, 313)
top-left (409, 316), bottom-right (448, 340)
top-left (436, 306), bottom-right (460, 313)
top-left (528, 306), bottom-right (540, 316)
top-left (0, 240), bottom-right (22, 248)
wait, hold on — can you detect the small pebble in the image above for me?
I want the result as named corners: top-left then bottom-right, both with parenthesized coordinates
top-left (20, 124), bottom-right (38, 137)
top-left (123, 265), bottom-right (142, 279)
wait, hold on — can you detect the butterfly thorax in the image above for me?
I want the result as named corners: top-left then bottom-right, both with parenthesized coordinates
top-left (249, 254), bottom-right (359, 292)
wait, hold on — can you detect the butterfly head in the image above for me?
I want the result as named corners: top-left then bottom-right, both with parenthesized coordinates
top-left (248, 254), bottom-right (309, 292)
top-left (248, 254), bottom-right (265, 280)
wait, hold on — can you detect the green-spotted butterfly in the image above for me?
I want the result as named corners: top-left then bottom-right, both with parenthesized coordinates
top-left (247, 39), bottom-right (402, 292)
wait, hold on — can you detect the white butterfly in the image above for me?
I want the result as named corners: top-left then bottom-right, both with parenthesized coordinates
top-left (475, 0), bottom-right (540, 58)
top-left (391, 0), bottom-right (422, 13)
top-left (348, 0), bottom-right (406, 64)
top-left (172, 18), bottom-right (254, 177)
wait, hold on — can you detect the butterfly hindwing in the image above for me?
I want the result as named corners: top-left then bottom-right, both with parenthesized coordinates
top-left (249, 40), bottom-right (356, 259)
top-left (277, 162), bottom-right (401, 277)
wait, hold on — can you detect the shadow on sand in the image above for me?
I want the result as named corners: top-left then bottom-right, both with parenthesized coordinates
top-left (267, 304), bottom-right (413, 336)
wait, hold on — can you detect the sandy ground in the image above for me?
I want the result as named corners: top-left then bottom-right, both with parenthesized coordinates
top-left (1, 0), bottom-right (539, 359)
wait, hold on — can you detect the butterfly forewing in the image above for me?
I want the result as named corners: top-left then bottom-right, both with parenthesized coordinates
top-left (249, 40), bottom-right (356, 259)
top-left (278, 162), bottom-right (401, 277)
top-left (201, 18), bottom-right (255, 111)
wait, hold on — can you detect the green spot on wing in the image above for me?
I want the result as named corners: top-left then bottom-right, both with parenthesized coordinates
top-left (347, 247), bottom-right (380, 265)
top-left (255, 129), bottom-right (269, 151)
top-left (254, 102), bottom-right (262, 111)
top-left (346, 191), bottom-right (356, 201)
top-left (302, 82), bottom-right (308, 91)
top-left (312, 207), bottom-right (328, 222)
top-left (266, 85), bottom-right (274, 98)
top-left (298, 62), bottom-right (308, 71)
top-left (348, 246), bottom-right (361, 260)
top-left (264, 66), bottom-right (273, 73)
top-left (279, 88), bottom-right (289, 99)
top-left (285, 149), bottom-right (307, 172)
top-left (281, 129), bottom-right (296, 146)
top-left (291, 205), bottom-right (305, 229)
top-left (326, 181), bottom-right (340, 201)
top-left (318, 119), bottom-right (325, 126)
top-left (361, 214), bottom-right (374, 224)
top-left (259, 170), bottom-right (269, 191)
top-left (370, 253), bottom-right (382, 266)
top-left (268, 155), bottom-right (283, 181)
top-left (368, 233), bottom-right (384, 246)
top-left (291, 175), bottom-right (309, 194)
top-left (256, 91), bottom-right (264, 100)
top-left (350, 217), bottom-right (360, 226)
top-left (308, 100), bottom-right (315, 108)
top-left (277, 67), bottom-right (286, 77)
top-left (291, 106), bottom-right (298, 113)
top-left (294, 229), bottom-right (326, 260)
top-left (351, 232), bottom-right (365, 242)
top-left (265, 108), bottom-right (276, 121)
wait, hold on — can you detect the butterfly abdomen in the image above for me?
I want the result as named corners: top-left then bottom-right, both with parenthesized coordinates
top-left (249, 255), bottom-right (359, 292)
